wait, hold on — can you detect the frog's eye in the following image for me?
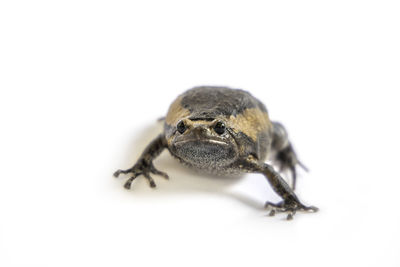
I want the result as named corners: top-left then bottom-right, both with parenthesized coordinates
top-left (177, 120), bottom-right (187, 134)
top-left (213, 121), bottom-right (226, 135)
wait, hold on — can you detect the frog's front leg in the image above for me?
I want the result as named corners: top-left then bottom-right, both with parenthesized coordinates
top-left (114, 134), bottom-right (169, 189)
top-left (242, 158), bottom-right (318, 220)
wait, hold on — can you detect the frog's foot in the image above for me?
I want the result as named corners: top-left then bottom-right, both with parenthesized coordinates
top-left (114, 160), bottom-right (169, 189)
top-left (264, 200), bottom-right (318, 220)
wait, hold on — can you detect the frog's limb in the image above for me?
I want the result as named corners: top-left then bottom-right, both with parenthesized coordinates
top-left (271, 121), bottom-right (307, 190)
top-left (242, 158), bottom-right (318, 220)
top-left (114, 134), bottom-right (169, 189)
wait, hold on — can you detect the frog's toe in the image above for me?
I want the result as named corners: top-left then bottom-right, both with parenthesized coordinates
top-left (150, 164), bottom-right (169, 180)
top-left (143, 172), bottom-right (157, 188)
top-left (123, 173), bottom-right (140, 189)
top-left (114, 168), bottom-right (133, 178)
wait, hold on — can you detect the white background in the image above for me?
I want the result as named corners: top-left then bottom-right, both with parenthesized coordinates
top-left (1, 1), bottom-right (399, 266)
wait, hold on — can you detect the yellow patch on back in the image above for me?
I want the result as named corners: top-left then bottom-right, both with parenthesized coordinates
top-left (165, 95), bottom-right (191, 125)
top-left (228, 108), bottom-right (272, 141)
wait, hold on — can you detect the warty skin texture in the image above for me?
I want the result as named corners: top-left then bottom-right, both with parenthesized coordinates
top-left (114, 86), bottom-right (318, 220)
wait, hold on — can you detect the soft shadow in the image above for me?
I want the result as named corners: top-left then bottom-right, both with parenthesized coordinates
top-left (114, 121), bottom-right (265, 211)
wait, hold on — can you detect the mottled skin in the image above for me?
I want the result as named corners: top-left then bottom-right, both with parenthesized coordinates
top-left (114, 86), bottom-right (318, 220)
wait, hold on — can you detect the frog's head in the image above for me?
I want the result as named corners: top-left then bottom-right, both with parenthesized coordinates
top-left (167, 117), bottom-right (239, 169)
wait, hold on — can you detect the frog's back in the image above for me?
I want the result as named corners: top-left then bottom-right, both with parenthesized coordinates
top-left (180, 86), bottom-right (268, 120)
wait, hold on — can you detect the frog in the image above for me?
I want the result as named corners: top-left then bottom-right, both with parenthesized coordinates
top-left (114, 86), bottom-right (318, 220)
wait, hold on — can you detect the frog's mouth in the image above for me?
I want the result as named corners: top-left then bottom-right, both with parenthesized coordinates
top-left (174, 138), bottom-right (227, 146)
top-left (172, 138), bottom-right (238, 167)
